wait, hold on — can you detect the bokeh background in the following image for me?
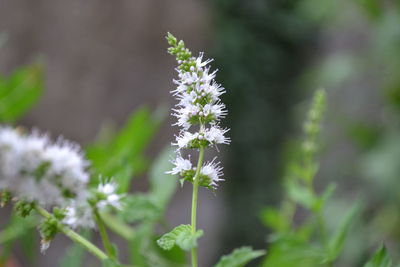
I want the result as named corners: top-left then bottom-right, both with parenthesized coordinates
top-left (1, 0), bottom-right (400, 266)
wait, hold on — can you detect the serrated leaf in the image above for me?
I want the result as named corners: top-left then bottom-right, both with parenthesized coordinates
top-left (215, 246), bottom-right (265, 267)
top-left (176, 228), bottom-right (203, 251)
top-left (364, 245), bottom-right (393, 267)
top-left (0, 62), bottom-right (44, 123)
top-left (157, 225), bottom-right (203, 251)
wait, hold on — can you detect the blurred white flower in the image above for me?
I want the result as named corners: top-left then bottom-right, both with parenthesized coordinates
top-left (96, 181), bottom-right (123, 210)
top-left (0, 126), bottom-right (90, 207)
top-left (63, 202), bottom-right (95, 229)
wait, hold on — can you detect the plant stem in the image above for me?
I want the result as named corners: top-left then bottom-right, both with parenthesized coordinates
top-left (100, 212), bottom-right (135, 240)
top-left (93, 209), bottom-right (116, 260)
top-left (34, 205), bottom-right (108, 261)
top-left (191, 146), bottom-right (205, 267)
top-left (316, 211), bottom-right (328, 247)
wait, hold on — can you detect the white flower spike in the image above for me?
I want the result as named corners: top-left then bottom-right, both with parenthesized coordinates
top-left (166, 33), bottom-right (229, 189)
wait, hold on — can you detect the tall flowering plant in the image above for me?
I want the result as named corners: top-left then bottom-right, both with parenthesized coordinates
top-left (157, 33), bottom-right (264, 267)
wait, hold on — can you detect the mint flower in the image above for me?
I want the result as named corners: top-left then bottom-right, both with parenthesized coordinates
top-left (62, 201), bottom-right (95, 229)
top-left (166, 33), bottom-right (229, 189)
top-left (0, 126), bottom-right (89, 207)
top-left (96, 181), bottom-right (123, 210)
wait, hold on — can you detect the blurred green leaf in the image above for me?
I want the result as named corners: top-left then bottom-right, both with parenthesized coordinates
top-left (348, 122), bottom-right (381, 151)
top-left (0, 62), bottom-right (44, 123)
top-left (357, 0), bottom-right (382, 19)
top-left (86, 107), bottom-right (165, 192)
top-left (215, 246), bottom-right (265, 267)
top-left (0, 214), bottom-right (36, 244)
top-left (263, 237), bottom-right (325, 267)
top-left (0, 213), bottom-right (37, 265)
top-left (364, 245), bottom-right (392, 267)
top-left (157, 224), bottom-right (203, 251)
top-left (149, 147), bottom-right (177, 210)
top-left (121, 194), bottom-right (160, 223)
top-left (312, 183), bottom-right (336, 212)
top-left (326, 201), bottom-right (361, 262)
top-left (286, 179), bottom-right (315, 210)
top-left (260, 207), bottom-right (288, 233)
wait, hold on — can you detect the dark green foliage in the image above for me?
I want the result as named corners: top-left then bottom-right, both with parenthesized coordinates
top-left (261, 90), bottom-right (361, 266)
top-left (364, 246), bottom-right (394, 267)
top-left (210, 0), bottom-right (317, 255)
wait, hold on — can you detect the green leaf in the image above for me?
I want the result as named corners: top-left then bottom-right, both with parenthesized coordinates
top-left (262, 237), bottom-right (325, 267)
top-left (157, 225), bottom-right (203, 251)
top-left (260, 207), bottom-right (288, 232)
top-left (121, 194), bottom-right (161, 223)
top-left (0, 213), bottom-right (37, 265)
top-left (286, 179), bottom-right (315, 209)
top-left (86, 106), bottom-right (165, 192)
top-left (120, 147), bottom-right (177, 224)
top-left (0, 62), bottom-right (44, 123)
top-left (149, 146), bottom-right (178, 210)
top-left (312, 183), bottom-right (336, 212)
top-left (357, 0), bottom-right (382, 19)
top-left (0, 214), bottom-right (36, 244)
top-left (154, 240), bottom-right (186, 265)
top-left (364, 245), bottom-right (392, 267)
top-left (326, 201), bottom-right (361, 262)
top-left (175, 228), bottom-right (203, 251)
top-left (215, 246), bottom-right (265, 267)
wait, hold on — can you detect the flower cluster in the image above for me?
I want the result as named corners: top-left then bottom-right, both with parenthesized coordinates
top-left (166, 33), bottom-right (230, 189)
top-left (0, 126), bottom-right (89, 206)
top-left (0, 126), bottom-right (123, 229)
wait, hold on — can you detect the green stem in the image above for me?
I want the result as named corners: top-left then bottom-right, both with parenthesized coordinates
top-left (317, 211), bottom-right (328, 247)
top-left (100, 212), bottom-right (135, 240)
top-left (305, 168), bottom-right (331, 266)
top-left (93, 209), bottom-right (116, 260)
top-left (34, 205), bottom-right (108, 261)
top-left (191, 146), bottom-right (205, 267)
